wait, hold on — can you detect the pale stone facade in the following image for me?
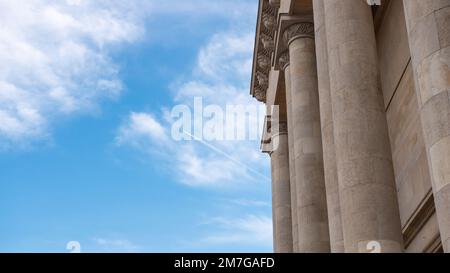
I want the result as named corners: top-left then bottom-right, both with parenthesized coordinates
top-left (251, 0), bottom-right (450, 253)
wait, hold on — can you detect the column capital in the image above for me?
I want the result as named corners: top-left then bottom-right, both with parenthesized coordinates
top-left (283, 22), bottom-right (315, 46)
top-left (273, 15), bottom-right (314, 71)
top-left (278, 51), bottom-right (290, 71)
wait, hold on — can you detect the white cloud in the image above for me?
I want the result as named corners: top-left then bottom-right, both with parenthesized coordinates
top-left (199, 215), bottom-right (272, 248)
top-left (0, 0), bottom-right (258, 149)
top-left (0, 0), bottom-right (145, 148)
top-left (146, 0), bottom-right (255, 17)
top-left (175, 144), bottom-right (249, 188)
top-left (109, 1), bottom-right (270, 252)
top-left (197, 32), bottom-right (254, 82)
top-left (93, 238), bottom-right (139, 252)
top-left (116, 112), bottom-right (168, 147)
top-left (170, 31), bottom-right (268, 188)
top-left (91, 0), bottom-right (265, 189)
top-left (116, 29), bottom-right (268, 189)
top-left (226, 199), bottom-right (270, 207)
top-left (116, 112), bottom-right (264, 188)
top-left (0, 0), bottom-right (258, 150)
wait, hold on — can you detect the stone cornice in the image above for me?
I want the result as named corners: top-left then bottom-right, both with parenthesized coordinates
top-left (257, 54), bottom-right (271, 71)
top-left (251, 1), bottom-right (314, 102)
top-left (250, 0), bottom-right (279, 103)
top-left (262, 13), bottom-right (277, 33)
top-left (256, 71), bottom-right (269, 89)
top-left (260, 33), bottom-right (275, 52)
top-left (254, 86), bottom-right (267, 103)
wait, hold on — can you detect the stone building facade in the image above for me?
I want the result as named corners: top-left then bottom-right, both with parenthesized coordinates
top-left (251, 0), bottom-right (450, 253)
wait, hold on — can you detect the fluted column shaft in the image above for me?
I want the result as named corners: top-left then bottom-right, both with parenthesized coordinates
top-left (279, 53), bottom-right (299, 252)
top-left (403, 0), bottom-right (450, 253)
top-left (270, 122), bottom-right (294, 253)
top-left (312, 0), bottom-right (344, 253)
top-left (284, 22), bottom-right (330, 252)
top-left (324, 0), bottom-right (403, 252)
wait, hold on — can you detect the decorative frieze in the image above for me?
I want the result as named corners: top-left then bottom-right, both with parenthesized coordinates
top-left (257, 54), bottom-right (271, 71)
top-left (262, 13), bottom-right (276, 33)
top-left (251, 0), bottom-right (279, 103)
top-left (260, 33), bottom-right (275, 52)
top-left (253, 86), bottom-right (267, 103)
top-left (256, 71), bottom-right (269, 89)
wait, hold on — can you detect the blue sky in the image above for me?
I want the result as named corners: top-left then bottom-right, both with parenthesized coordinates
top-left (0, 0), bottom-right (272, 252)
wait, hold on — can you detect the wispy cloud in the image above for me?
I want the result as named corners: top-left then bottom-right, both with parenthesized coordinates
top-left (170, 30), bottom-right (268, 188)
top-left (0, 0), bottom-right (256, 149)
top-left (225, 199), bottom-right (271, 207)
top-left (175, 144), bottom-right (251, 188)
top-left (0, 0), bottom-right (143, 148)
top-left (116, 112), bottom-right (168, 146)
top-left (116, 28), bottom-right (268, 189)
top-left (146, 0), bottom-right (256, 17)
top-left (93, 238), bottom-right (140, 253)
top-left (115, 114), bottom-right (265, 188)
top-left (196, 32), bottom-right (254, 82)
top-left (198, 215), bottom-right (273, 248)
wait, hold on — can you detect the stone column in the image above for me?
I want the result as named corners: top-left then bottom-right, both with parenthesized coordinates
top-left (312, 0), bottom-right (344, 253)
top-left (270, 121), bottom-right (294, 253)
top-left (324, 0), bottom-right (403, 252)
top-left (279, 51), bottom-right (299, 252)
top-left (403, 0), bottom-right (450, 253)
top-left (283, 22), bottom-right (331, 252)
